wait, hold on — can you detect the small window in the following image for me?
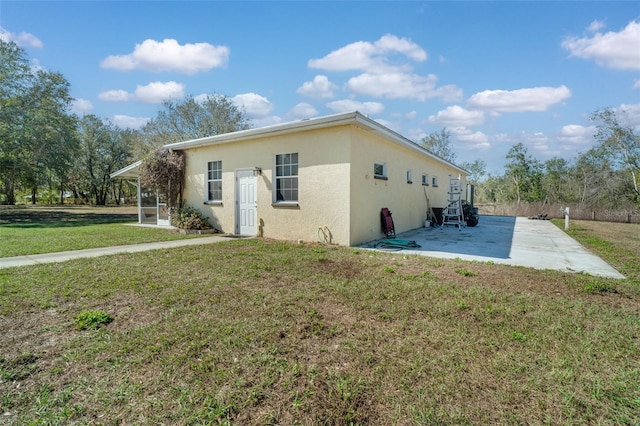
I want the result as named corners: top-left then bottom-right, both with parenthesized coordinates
top-left (374, 162), bottom-right (387, 180)
top-left (207, 160), bottom-right (222, 202)
top-left (406, 170), bottom-right (413, 184)
top-left (422, 173), bottom-right (429, 186)
top-left (275, 152), bottom-right (298, 203)
top-left (432, 176), bottom-right (438, 187)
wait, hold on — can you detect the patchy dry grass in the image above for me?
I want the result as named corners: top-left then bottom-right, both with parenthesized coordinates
top-left (0, 214), bottom-right (639, 424)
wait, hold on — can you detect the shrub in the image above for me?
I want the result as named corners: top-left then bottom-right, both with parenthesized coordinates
top-left (171, 206), bottom-right (213, 230)
top-left (75, 309), bottom-right (113, 330)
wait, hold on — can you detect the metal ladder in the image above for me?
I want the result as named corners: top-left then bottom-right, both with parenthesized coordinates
top-left (441, 174), bottom-right (465, 230)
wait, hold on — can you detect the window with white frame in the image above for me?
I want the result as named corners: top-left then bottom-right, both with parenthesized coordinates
top-left (422, 173), bottom-right (429, 186)
top-left (374, 161), bottom-right (387, 179)
top-left (406, 169), bottom-right (413, 184)
top-left (207, 160), bottom-right (222, 202)
top-left (432, 176), bottom-right (439, 187)
top-left (275, 153), bottom-right (298, 203)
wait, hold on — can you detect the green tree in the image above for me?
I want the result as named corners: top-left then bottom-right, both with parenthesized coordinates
top-left (420, 128), bottom-right (456, 163)
top-left (542, 157), bottom-right (572, 204)
top-left (141, 93), bottom-right (251, 154)
top-left (0, 40), bottom-right (77, 205)
top-left (571, 146), bottom-right (631, 208)
top-left (504, 143), bottom-right (544, 205)
top-left (21, 70), bottom-right (77, 204)
top-left (72, 115), bottom-right (131, 205)
top-left (591, 108), bottom-right (640, 202)
top-left (0, 40), bottom-right (34, 204)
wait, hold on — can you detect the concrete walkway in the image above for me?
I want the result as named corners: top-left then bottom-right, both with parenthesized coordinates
top-left (0, 236), bottom-right (229, 269)
top-left (362, 216), bottom-right (625, 279)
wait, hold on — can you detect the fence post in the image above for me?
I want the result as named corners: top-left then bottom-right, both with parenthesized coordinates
top-left (592, 211), bottom-right (595, 221)
top-left (564, 207), bottom-right (570, 230)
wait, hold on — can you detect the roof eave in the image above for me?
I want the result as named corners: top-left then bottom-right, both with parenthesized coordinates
top-left (110, 160), bottom-right (142, 179)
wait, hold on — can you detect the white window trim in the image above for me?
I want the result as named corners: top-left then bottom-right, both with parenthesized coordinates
top-left (407, 169), bottom-right (413, 184)
top-left (432, 176), bottom-right (439, 187)
top-left (422, 173), bottom-right (429, 186)
top-left (374, 161), bottom-right (388, 180)
top-left (273, 152), bottom-right (299, 205)
top-left (205, 160), bottom-right (223, 204)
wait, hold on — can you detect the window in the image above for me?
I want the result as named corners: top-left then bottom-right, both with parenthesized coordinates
top-left (406, 169), bottom-right (413, 184)
top-left (207, 161), bottom-right (222, 202)
top-left (432, 176), bottom-right (439, 187)
top-left (422, 173), bottom-right (429, 186)
top-left (374, 162), bottom-right (387, 180)
top-left (275, 153), bottom-right (298, 203)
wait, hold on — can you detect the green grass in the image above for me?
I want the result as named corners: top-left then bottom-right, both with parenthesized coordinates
top-left (0, 212), bottom-right (639, 424)
top-left (0, 206), bottom-right (204, 257)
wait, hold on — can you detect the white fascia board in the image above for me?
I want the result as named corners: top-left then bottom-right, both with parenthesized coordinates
top-left (110, 160), bottom-right (142, 179)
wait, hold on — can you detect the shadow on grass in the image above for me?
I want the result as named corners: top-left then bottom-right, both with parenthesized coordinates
top-left (0, 209), bottom-right (138, 229)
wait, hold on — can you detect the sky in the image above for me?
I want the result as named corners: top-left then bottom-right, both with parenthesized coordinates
top-left (1, 1), bottom-right (639, 174)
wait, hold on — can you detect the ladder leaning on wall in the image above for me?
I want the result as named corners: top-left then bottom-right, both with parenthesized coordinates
top-left (441, 174), bottom-right (465, 230)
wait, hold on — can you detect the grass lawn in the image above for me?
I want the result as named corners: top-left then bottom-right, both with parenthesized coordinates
top-left (0, 211), bottom-right (639, 424)
top-left (0, 205), bottom-right (204, 258)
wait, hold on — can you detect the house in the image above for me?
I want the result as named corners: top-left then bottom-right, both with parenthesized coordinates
top-left (112, 111), bottom-right (468, 246)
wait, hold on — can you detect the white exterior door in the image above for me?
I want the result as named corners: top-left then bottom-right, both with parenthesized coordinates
top-left (236, 170), bottom-right (257, 236)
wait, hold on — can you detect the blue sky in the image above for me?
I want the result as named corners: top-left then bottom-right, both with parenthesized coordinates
top-left (1, 1), bottom-right (639, 173)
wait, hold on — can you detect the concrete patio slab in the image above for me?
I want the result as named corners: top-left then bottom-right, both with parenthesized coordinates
top-left (361, 215), bottom-right (625, 279)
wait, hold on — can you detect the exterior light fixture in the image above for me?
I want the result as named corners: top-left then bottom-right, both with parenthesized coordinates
top-left (253, 167), bottom-right (262, 176)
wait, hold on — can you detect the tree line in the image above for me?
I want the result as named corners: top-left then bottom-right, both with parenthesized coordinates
top-left (0, 40), bottom-right (249, 206)
top-left (2, 39), bottom-right (638, 213)
top-left (422, 114), bottom-right (639, 213)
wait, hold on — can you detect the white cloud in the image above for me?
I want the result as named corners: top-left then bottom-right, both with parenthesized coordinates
top-left (562, 20), bottom-right (640, 70)
top-left (71, 98), bottom-right (93, 115)
top-left (467, 86), bottom-right (571, 112)
top-left (296, 75), bottom-right (337, 99)
top-left (101, 38), bottom-right (229, 74)
top-left (347, 72), bottom-right (463, 102)
top-left (325, 99), bottom-right (385, 115)
top-left (99, 81), bottom-right (185, 104)
top-left (99, 89), bottom-right (131, 102)
top-left (587, 20), bottom-right (606, 33)
top-left (308, 34), bottom-right (426, 73)
top-left (407, 127), bottom-right (427, 142)
top-left (556, 124), bottom-right (596, 147)
top-left (232, 93), bottom-right (274, 117)
top-left (428, 105), bottom-right (485, 127)
top-left (134, 81), bottom-right (184, 103)
top-left (633, 79), bottom-right (640, 89)
top-left (450, 127), bottom-right (490, 150)
top-left (0, 27), bottom-right (43, 48)
top-left (252, 116), bottom-right (282, 128)
top-left (286, 103), bottom-right (318, 120)
top-left (111, 115), bottom-right (150, 130)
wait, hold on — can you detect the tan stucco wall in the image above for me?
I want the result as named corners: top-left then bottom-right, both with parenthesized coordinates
top-left (182, 126), bottom-right (353, 245)
top-left (181, 123), bottom-right (466, 247)
top-left (348, 126), bottom-right (466, 246)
